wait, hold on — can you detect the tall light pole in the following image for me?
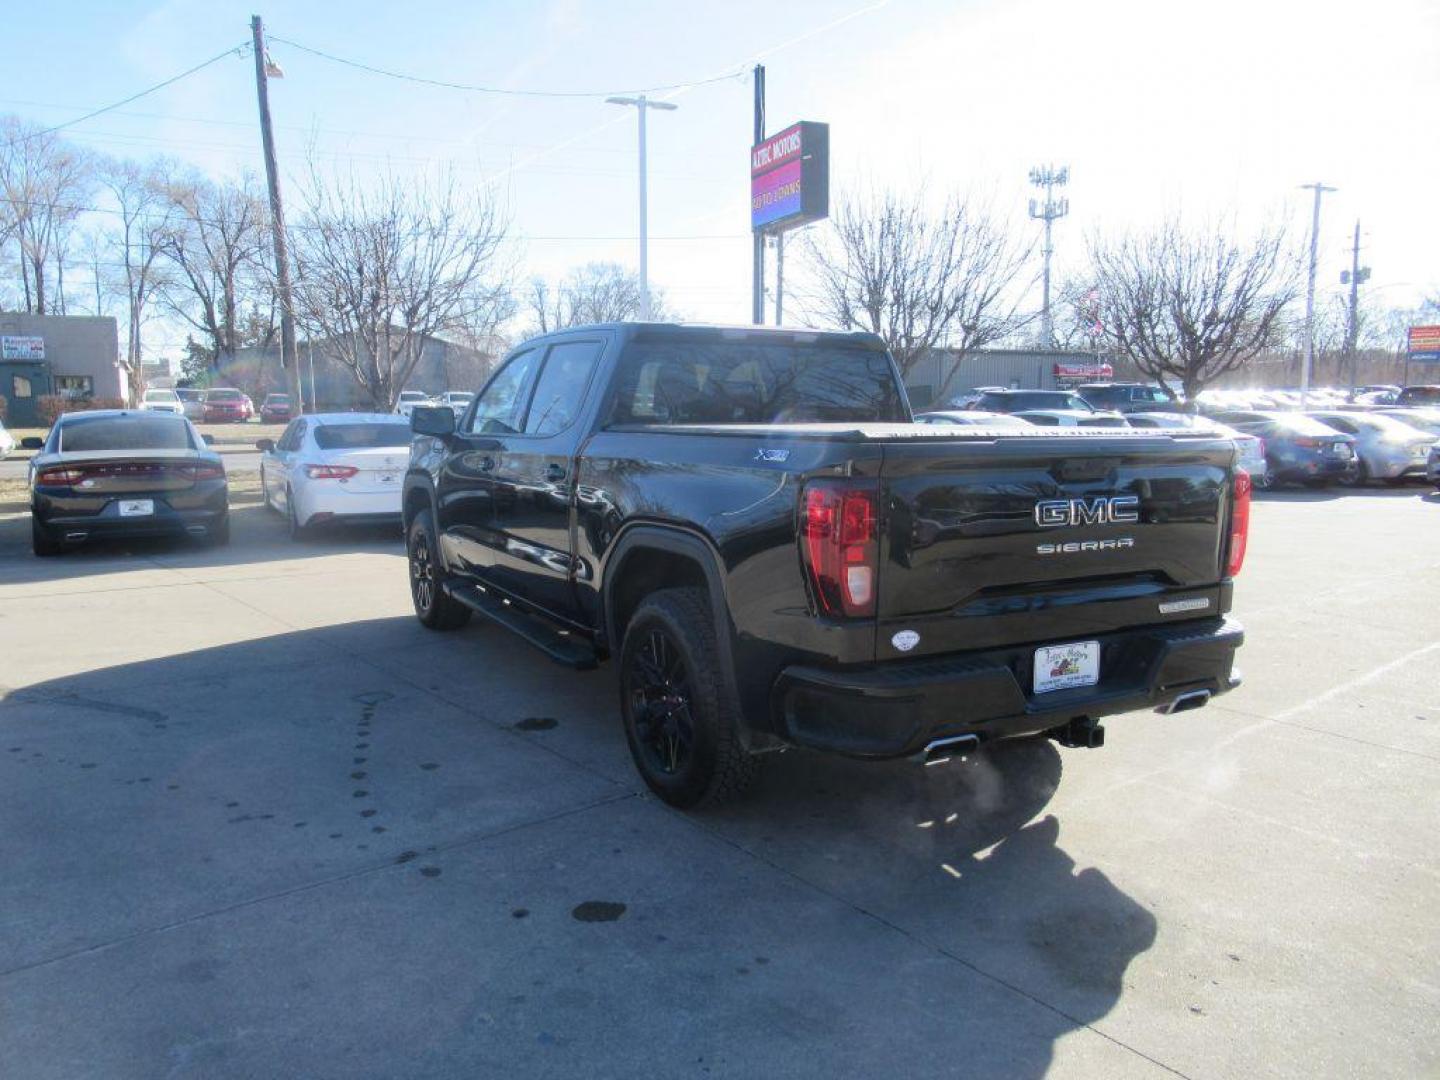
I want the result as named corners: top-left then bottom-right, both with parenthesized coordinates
top-left (1299, 181), bottom-right (1336, 410)
top-left (606, 95), bottom-right (677, 321)
top-left (1028, 165), bottom-right (1069, 349)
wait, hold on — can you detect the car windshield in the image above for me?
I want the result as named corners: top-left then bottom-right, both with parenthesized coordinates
top-left (1077, 386), bottom-right (1128, 407)
top-left (207, 390), bottom-right (243, 401)
top-left (265, 394), bottom-right (290, 404)
top-left (983, 391), bottom-right (1092, 412)
top-left (400, 392), bottom-right (428, 401)
top-left (144, 389), bottom-right (179, 402)
top-left (58, 414), bottom-right (194, 452)
top-left (610, 339), bottom-right (907, 425)
top-left (312, 423), bottom-right (412, 450)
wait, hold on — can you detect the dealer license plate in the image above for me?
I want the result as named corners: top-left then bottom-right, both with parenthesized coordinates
top-left (1034, 641), bottom-right (1100, 694)
top-left (117, 499), bottom-right (154, 517)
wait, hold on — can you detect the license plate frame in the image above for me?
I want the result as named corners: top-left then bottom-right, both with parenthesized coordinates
top-left (1034, 641), bottom-right (1100, 694)
top-left (117, 499), bottom-right (154, 517)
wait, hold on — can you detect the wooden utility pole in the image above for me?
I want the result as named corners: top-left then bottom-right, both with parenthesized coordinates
top-left (250, 15), bottom-right (304, 412)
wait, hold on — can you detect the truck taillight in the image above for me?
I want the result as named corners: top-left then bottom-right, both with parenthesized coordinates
top-left (802, 480), bottom-right (878, 618)
top-left (1227, 470), bottom-right (1251, 577)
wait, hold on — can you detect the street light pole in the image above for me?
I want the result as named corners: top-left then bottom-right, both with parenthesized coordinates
top-left (607, 95), bottom-right (677, 321)
top-left (1299, 181), bottom-right (1336, 410)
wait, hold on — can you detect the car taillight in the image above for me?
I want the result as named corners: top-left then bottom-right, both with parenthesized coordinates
top-left (176, 462), bottom-right (226, 481)
top-left (801, 480), bottom-right (878, 618)
top-left (1292, 436), bottom-right (1322, 448)
top-left (1226, 470), bottom-right (1251, 577)
top-left (36, 466), bottom-right (85, 485)
top-left (305, 464), bottom-right (358, 480)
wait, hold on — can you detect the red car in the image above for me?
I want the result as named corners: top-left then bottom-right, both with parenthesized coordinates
top-left (259, 393), bottom-right (293, 424)
top-left (203, 388), bottom-right (254, 423)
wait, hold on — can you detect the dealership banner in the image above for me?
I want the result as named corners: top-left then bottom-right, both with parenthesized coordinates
top-left (1, 335), bottom-right (44, 361)
top-left (751, 121), bottom-right (829, 233)
top-left (1407, 325), bottom-right (1440, 363)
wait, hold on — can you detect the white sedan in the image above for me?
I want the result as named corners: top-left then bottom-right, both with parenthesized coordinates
top-left (0, 419), bottom-right (15, 459)
top-left (257, 413), bottom-right (412, 539)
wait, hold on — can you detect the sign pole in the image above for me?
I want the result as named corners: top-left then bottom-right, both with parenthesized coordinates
top-left (751, 65), bottom-right (766, 326)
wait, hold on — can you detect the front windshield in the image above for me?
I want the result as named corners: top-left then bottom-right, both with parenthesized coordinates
top-left (144, 389), bottom-right (179, 402)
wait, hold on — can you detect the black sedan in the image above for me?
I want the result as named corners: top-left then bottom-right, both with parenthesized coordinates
top-left (27, 410), bottom-right (229, 556)
top-left (1213, 410), bottom-right (1358, 488)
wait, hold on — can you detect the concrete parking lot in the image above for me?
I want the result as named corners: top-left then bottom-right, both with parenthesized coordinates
top-left (0, 479), bottom-right (1436, 1079)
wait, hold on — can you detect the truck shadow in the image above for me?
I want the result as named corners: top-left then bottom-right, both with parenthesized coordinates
top-left (706, 741), bottom-right (1157, 1076)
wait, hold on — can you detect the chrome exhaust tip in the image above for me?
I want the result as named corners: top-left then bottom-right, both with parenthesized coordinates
top-left (64, 531), bottom-right (88, 542)
top-left (922, 734), bottom-right (979, 766)
top-left (1157, 689), bottom-right (1211, 715)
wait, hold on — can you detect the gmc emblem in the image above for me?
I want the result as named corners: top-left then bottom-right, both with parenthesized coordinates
top-left (1035, 495), bottom-right (1140, 528)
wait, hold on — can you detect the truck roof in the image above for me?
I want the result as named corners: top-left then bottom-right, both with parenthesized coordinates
top-left (520, 321), bottom-right (888, 352)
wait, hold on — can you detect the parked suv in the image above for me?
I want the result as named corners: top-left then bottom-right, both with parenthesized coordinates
top-left (1075, 382), bottom-right (1184, 414)
top-left (203, 388), bottom-right (254, 423)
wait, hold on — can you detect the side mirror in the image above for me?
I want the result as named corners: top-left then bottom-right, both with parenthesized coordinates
top-left (411, 405), bottom-right (456, 438)
top-left (20, 436), bottom-right (44, 450)
top-left (255, 438), bottom-right (275, 452)
top-left (201, 434), bottom-right (216, 446)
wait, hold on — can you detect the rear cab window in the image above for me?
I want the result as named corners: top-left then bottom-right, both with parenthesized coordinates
top-left (608, 337), bottom-right (906, 426)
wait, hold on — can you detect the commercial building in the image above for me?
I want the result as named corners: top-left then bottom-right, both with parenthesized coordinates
top-left (903, 347), bottom-right (1118, 407)
top-left (0, 314), bottom-right (125, 426)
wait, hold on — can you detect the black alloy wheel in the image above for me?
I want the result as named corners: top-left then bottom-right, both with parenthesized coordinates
top-left (406, 510), bottom-right (470, 630)
top-left (618, 587), bottom-right (759, 808)
top-left (627, 627), bottom-right (696, 778)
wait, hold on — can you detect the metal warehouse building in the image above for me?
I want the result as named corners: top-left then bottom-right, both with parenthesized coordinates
top-left (904, 348), bottom-right (1115, 408)
top-left (0, 314), bottom-right (125, 427)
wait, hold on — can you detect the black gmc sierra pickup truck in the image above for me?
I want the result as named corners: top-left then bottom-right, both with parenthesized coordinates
top-left (403, 323), bottom-right (1248, 807)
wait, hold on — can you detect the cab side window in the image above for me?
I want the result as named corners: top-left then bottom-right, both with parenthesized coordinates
top-left (524, 341), bottom-right (603, 437)
top-left (468, 351), bottom-right (539, 435)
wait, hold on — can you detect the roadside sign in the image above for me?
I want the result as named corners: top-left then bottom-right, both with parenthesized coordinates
top-left (751, 121), bottom-right (829, 233)
top-left (1, 335), bottom-right (45, 361)
top-left (1408, 325), bottom-right (1440, 363)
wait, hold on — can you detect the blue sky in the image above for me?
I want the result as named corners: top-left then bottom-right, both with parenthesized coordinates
top-left (6, 0), bottom-right (1438, 352)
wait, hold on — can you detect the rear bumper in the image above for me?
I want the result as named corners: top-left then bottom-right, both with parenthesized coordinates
top-left (296, 484), bottom-right (402, 527)
top-left (36, 503), bottom-right (227, 542)
top-left (772, 616), bottom-right (1244, 757)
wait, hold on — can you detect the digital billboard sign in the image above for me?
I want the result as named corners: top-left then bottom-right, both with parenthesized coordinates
top-left (1407, 325), bottom-right (1440, 363)
top-left (751, 121), bottom-right (828, 233)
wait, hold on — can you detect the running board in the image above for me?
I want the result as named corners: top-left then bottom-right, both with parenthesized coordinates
top-left (442, 581), bottom-right (598, 670)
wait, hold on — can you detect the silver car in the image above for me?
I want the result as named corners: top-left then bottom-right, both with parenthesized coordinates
top-left (1126, 412), bottom-right (1268, 483)
top-left (1306, 411), bottom-right (1437, 485)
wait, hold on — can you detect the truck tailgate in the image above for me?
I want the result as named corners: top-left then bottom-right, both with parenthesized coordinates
top-left (876, 431), bottom-right (1236, 660)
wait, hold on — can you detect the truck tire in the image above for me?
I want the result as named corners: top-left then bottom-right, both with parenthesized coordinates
top-left (406, 509), bottom-right (471, 631)
top-left (619, 586), bottom-right (759, 809)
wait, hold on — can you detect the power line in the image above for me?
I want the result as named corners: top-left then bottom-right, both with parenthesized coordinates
top-left (266, 34), bottom-right (746, 99)
top-left (14, 43), bottom-right (250, 141)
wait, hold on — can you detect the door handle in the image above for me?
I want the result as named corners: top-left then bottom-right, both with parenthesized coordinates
top-left (544, 463), bottom-right (567, 482)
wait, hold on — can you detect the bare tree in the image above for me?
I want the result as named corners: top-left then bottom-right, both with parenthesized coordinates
top-left (801, 187), bottom-right (1033, 401)
top-left (527, 261), bottom-right (668, 334)
top-left (290, 167), bottom-right (512, 410)
top-left (1088, 217), bottom-right (1300, 399)
top-left (158, 171), bottom-right (268, 377)
top-left (0, 115), bottom-right (92, 314)
top-left (98, 157), bottom-right (178, 398)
